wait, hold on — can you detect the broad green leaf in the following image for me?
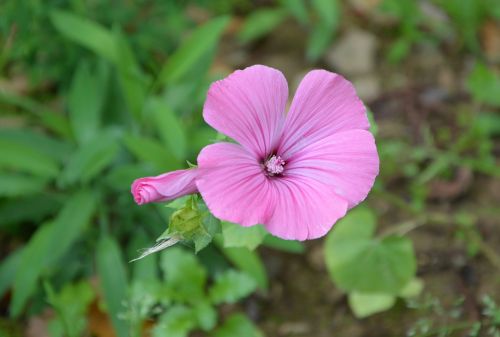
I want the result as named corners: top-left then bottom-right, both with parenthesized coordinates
top-left (0, 138), bottom-right (59, 178)
top-left (153, 305), bottom-right (197, 337)
top-left (262, 235), bottom-right (305, 254)
top-left (0, 174), bottom-right (48, 197)
top-left (161, 247), bottom-right (207, 303)
top-left (312, 0), bottom-right (339, 29)
top-left (123, 134), bottom-right (180, 171)
top-left (50, 10), bottom-right (119, 64)
top-left (211, 314), bottom-right (263, 337)
top-left (348, 292), bottom-right (396, 318)
top-left (324, 207), bottom-right (416, 294)
top-left (159, 16), bottom-right (229, 84)
top-left (281, 0), bottom-right (309, 25)
top-left (0, 248), bottom-right (24, 298)
top-left (222, 222), bottom-right (266, 250)
top-left (61, 131), bottom-right (119, 185)
top-left (216, 239), bottom-right (268, 290)
top-left (68, 60), bottom-right (109, 144)
top-left (467, 62), bottom-right (500, 107)
top-left (149, 98), bottom-right (187, 160)
top-left (10, 191), bottom-right (95, 316)
top-left (238, 9), bottom-right (288, 43)
top-left (96, 236), bottom-right (129, 337)
top-left (306, 21), bottom-right (334, 61)
top-left (209, 270), bottom-right (257, 304)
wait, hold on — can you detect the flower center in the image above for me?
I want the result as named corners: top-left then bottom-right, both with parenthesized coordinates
top-left (264, 155), bottom-right (285, 176)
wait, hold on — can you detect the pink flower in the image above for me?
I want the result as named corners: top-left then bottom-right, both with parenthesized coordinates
top-left (131, 169), bottom-right (198, 205)
top-left (132, 65), bottom-right (379, 241)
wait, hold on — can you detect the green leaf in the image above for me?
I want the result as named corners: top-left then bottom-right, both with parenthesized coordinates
top-left (0, 195), bottom-right (60, 228)
top-left (216, 239), bottom-right (268, 291)
top-left (161, 247), bottom-right (207, 303)
top-left (467, 62), bottom-right (500, 107)
top-left (45, 281), bottom-right (95, 337)
top-left (61, 131), bottom-right (119, 185)
top-left (238, 9), bottom-right (288, 43)
top-left (324, 207), bottom-right (416, 294)
top-left (306, 21), bottom-right (334, 61)
top-left (221, 222), bottom-right (266, 250)
top-left (96, 236), bottom-right (129, 337)
top-left (209, 270), bottom-right (257, 304)
top-left (348, 292), bottom-right (396, 318)
top-left (148, 98), bottom-right (187, 160)
top-left (311, 0), bottom-right (340, 29)
top-left (0, 128), bottom-right (71, 163)
top-left (193, 301), bottom-right (217, 331)
top-left (153, 305), bottom-right (197, 337)
top-left (281, 0), bottom-right (309, 25)
top-left (0, 248), bottom-right (24, 298)
top-left (0, 174), bottom-right (48, 197)
top-left (262, 235), bottom-right (305, 254)
top-left (211, 314), bottom-right (263, 337)
top-left (160, 16), bottom-right (229, 85)
top-left (50, 10), bottom-right (119, 64)
top-left (68, 60), bottom-right (109, 145)
top-left (123, 134), bottom-right (180, 171)
top-left (10, 191), bottom-right (95, 316)
top-left (398, 278), bottom-right (424, 298)
top-left (0, 138), bottom-right (59, 178)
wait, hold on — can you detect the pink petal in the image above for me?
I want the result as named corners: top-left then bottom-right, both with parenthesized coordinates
top-left (203, 65), bottom-right (288, 159)
top-left (196, 142), bottom-right (275, 227)
top-left (131, 169), bottom-right (198, 205)
top-left (285, 129), bottom-right (379, 209)
top-left (266, 176), bottom-right (349, 240)
top-left (277, 70), bottom-right (370, 158)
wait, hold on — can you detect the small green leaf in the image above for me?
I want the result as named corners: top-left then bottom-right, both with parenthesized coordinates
top-left (149, 98), bottom-right (187, 160)
top-left (0, 248), bottom-right (24, 298)
top-left (306, 21), bottom-right (334, 61)
top-left (209, 270), bottom-right (257, 304)
top-left (68, 60), bottom-right (109, 145)
top-left (161, 247), bottom-right (207, 303)
top-left (348, 292), bottom-right (396, 318)
top-left (467, 62), bottom-right (500, 107)
top-left (325, 207), bottom-right (416, 294)
top-left (160, 17), bottom-right (229, 85)
top-left (222, 222), bottom-right (267, 250)
top-left (211, 314), bottom-right (263, 337)
top-left (153, 305), bottom-right (197, 337)
top-left (123, 134), bottom-right (180, 171)
top-left (50, 10), bottom-right (119, 64)
top-left (193, 301), bottom-right (217, 331)
top-left (281, 0), bottom-right (309, 25)
top-left (398, 278), bottom-right (424, 298)
top-left (0, 174), bottom-right (48, 197)
top-left (61, 131), bottom-right (119, 185)
top-left (216, 239), bottom-right (268, 291)
top-left (0, 138), bottom-right (59, 178)
top-left (45, 281), bottom-right (95, 337)
top-left (96, 236), bottom-right (129, 337)
top-left (262, 235), bottom-right (305, 254)
top-left (312, 0), bottom-right (340, 29)
top-left (238, 9), bottom-right (288, 43)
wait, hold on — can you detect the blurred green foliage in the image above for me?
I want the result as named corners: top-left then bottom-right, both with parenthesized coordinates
top-left (0, 0), bottom-right (499, 335)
